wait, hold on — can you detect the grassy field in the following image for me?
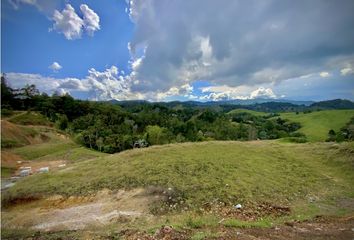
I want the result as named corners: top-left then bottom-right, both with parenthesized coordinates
top-left (228, 108), bottom-right (267, 116)
top-left (4, 141), bottom-right (353, 217)
top-left (278, 110), bottom-right (354, 142)
top-left (8, 111), bottom-right (52, 126)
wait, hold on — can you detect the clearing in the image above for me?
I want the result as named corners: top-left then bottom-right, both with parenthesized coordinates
top-left (278, 110), bottom-right (354, 141)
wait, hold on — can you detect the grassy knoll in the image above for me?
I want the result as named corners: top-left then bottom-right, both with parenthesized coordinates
top-left (4, 141), bottom-right (353, 216)
top-left (278, 110), bottom-right (354, 142)
top-left (8, 111), bottom-right (52, 126)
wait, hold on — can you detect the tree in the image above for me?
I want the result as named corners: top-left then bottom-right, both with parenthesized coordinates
top-left (145, 125), bottom-right (170, 145)
top-left (1, 74), bottom-right (15, 108)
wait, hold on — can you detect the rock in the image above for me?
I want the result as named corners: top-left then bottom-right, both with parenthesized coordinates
top-left (58, 164), bottom-right (66, 168)
top-left (39, 167), bottom-right (49, 173)
top-left (20, 169), bottom-right (31, 177)
top-left (234, 204), bottom-right (242, 209)
top-left (20, 166), bottom-right (31, 170)
top-left (4, 182), bottom-right (15, 189)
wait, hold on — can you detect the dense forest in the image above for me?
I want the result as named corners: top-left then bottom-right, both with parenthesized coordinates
top-left (1, 75), bottom-right (353, 153)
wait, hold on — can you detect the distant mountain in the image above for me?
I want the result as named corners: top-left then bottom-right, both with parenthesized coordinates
top-left (310, 99), bottom-right (354, 109)
top-left (107, 98), bottom-right (353, 112)
top-left (212, 98), bottom-right (314, 106)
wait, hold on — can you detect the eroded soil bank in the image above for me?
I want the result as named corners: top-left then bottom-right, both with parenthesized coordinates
top-left (2, 188), bottom-right (162, 232)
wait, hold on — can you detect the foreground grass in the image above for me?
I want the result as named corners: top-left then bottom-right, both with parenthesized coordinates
top-left (279, 110), bottom-right (354, 141)
top-left (4, 141), bottom-right (353, 212)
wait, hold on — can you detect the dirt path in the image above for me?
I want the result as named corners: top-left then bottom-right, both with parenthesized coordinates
top-left (231, 216), bottom-right (354, 240)
top-left (1, 188), bottom-right (161, 232)
top-left (120, 215), bottom-right (354, 240)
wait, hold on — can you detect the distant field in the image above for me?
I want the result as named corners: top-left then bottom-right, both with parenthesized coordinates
top-left (4, 141), bottom-right (353, 219)
top-left (278, 110), bottom-right (354, 142)
top-left (228, 108), bottom-right (267, 116)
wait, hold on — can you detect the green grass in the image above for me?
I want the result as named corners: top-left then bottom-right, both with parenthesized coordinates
top-left (228, 109), bottom-right (267, 116)
top-left (190, 231), bottom-right (221, 240)
top-left (278, 110), bottom-right (354, 142)
top-left (11, 141), bottom-right (78, 160)
top-left (223, 218), bottom-right (272, 228)
top-left (8, 111), bottom-right (51, 126)
top-left (4, 141), bottom-right (353, 214)
top-left (11, 139), bottom-right (106, 162)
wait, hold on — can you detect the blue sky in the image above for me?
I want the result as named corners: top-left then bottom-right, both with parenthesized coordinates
top-left (2, 0), bottom-right (354, 101)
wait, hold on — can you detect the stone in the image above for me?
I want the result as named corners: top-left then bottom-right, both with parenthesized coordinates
top-left (234, 204), bottom-right (242, 209)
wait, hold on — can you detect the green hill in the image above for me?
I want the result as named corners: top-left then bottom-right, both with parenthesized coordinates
top-left (227, 108), bottom-right (267, 116)
top-left (4, 141), bottom-right (353, 218)
top-left (279, 110), bottom-right (354, 141)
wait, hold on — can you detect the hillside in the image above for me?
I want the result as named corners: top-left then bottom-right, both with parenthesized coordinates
top-left (2, 122), bottom-right (354, 238)
top-left (1, 113), bottom-right (106, 183)
top-left (310, 99), bottom-right (354, 110)
top-left (4, 141), bottom-right (353, 211)
top-left (227, 108), bottom-right (267, 117)
top-left (278, 110), bottom-right (354, 141)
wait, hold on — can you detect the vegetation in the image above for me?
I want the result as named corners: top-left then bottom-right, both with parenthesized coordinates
top-left (4, 141), bottom-right (353, 214)
top-left (1, 78), bottom-right (306, 153)
top-left (1, 76), bottom-right (354, 239)
top-left (278, 110), bottom-right (354, 141)
top-left (8, 111), bottom-right (52, 126)
top-left (310, 99), bottom-right (354, 110)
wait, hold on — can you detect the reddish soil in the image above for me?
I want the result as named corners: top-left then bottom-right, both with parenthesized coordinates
top-left (1, 151), bottom-right (24, 168)
top-left (119, 215), bottom-right (354, 240)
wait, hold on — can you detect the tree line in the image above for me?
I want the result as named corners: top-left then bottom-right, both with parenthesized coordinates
top-left (0, 75), bottom-right (313, 153)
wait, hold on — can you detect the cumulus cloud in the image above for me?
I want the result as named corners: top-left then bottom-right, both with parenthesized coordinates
top-left (80, 4), bottom-right (100, 36)
top-left (6, 66), bottom-right (143, 101)
top-left (250, 87), bottom-right (276, 99)
top-left (126, 0), bottom-right (354, 93)
top-left (52, 4), bottom-right (84, 40)
top-left (48, 61), bottom-right (62, 72)
top-left (199, 85), bottom-right (277, 101)
top-left (51, 4), bottom-right (100, 40)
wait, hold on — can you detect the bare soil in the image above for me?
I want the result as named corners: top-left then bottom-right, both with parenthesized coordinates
top-left (1, 188), bottom-right (163, 232)
top-left (119, 215), bottom-right (354, 240)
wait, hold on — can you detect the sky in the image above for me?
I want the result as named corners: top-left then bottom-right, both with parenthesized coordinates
top-left (1, 0), bottom-right (354, 102)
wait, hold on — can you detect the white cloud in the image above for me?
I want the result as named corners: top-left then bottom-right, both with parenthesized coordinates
top-left (51, 4), bottom-right (100, 40)
top-left (52, 4), bottom-right (83, 40)
top-left (319, 71), bottom-right (330, 78)
top-left (48, 61), bottom-right (62, 72)
top-left (340, 67), bottom-right (353, 76)
top-left (58, 78), bottom-right (88, 91)
top-left (80, 4), bottom-right (100, 36)
top-left (199, 84), bottom-right (277, 101)
top-left (154, 84), bottom-right (194, 100)
top-left (250, 87), bottom-right (276, 99)
top-left (5, 73), bottom-right (61, 93)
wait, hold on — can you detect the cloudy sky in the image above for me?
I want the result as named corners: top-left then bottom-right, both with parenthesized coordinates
top-left (2, 0), bottom-right (354, 101)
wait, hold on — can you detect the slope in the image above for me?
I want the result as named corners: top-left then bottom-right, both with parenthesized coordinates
top-left (279, 110), bottom-right (354, 141)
